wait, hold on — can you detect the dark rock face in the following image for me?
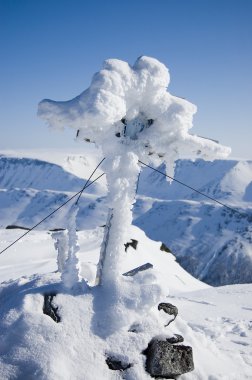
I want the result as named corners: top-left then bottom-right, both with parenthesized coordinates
top-left (106, 357), bottom-right (132, 371)
top-left (43, 293), bottom-right (60, 323)
top-left (144, 339), bottom-right (194, 379)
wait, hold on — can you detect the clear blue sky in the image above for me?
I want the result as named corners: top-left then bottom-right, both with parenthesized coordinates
top-left (0, 0), bottom-right (251, 158)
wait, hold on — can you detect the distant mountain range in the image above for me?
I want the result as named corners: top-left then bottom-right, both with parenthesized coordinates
top-left (1, 152), bottom-right (252, 286)
top-left (135, 159), bottom-right (252, 286)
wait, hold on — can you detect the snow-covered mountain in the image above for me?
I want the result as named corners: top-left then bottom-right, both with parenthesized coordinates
top-left (0, 151), bottom-right (252, 286)
top-left (137, 159), bottom-right (252, 203)
top-left (1, 150), bottom-right (252, 379)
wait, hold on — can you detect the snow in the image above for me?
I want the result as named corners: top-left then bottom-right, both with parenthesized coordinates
top-left (0, 225), bottom-right (251, 379)
top-left (52, 230), bottom-right (68, 273)
top-left (98, 151), bottom-right (140, 287)
top-left (61, 205), bottom-right (84, 290)
top-left (38, 56), bottom-right (231, 179)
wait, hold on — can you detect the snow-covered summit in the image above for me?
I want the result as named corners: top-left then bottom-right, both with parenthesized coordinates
top-left (0, 225), bottom-right (251, 379)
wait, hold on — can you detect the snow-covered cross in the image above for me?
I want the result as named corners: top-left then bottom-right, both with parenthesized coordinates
top-left (38, 56), bottom-right (230, 293)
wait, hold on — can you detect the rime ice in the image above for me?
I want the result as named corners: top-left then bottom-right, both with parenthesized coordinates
top-left (38, 55), bottom-right (231, 178)
top-left (38, 56), bottom-right (231, 334)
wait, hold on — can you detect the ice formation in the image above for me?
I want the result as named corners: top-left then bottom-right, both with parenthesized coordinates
top-left (51, 230), bottom-right (68, 273)
top-left (38, 56), bottom-right (231, 332)
top-left (38, 55), bottom-right (231, 178)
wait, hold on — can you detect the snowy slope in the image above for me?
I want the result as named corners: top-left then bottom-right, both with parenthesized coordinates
top-left (0, 226), bottom-right (251, 379)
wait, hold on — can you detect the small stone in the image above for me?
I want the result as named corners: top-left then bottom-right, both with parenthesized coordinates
top-left (160, 243), bottom-right (172, 253)
top-left (106, 357), bottom-right (131, 371)
top-left (144, 339), bottom-right (194, 378)
top-left (128, 323), bottom-right (143, 333)
top-left (166, 334), bottom-right (184, 344)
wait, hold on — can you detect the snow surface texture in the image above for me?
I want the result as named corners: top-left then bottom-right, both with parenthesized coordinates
top-left (0, 226), bottom-right (251, 379)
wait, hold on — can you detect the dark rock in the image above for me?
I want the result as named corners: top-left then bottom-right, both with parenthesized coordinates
top-left (123, 262), bottom-right (153, 277)
top-left (106, 357), bottom-right (132, 371)
top-left (43, 293), bottom-right (60, 323)
top-left (49, 228), bottom-right (65, 232)
top-left (6, 225), bottom-right (30, 230)
top-left (144, 339), bottom-right (194, 378)
top-left (158, 303), bottom-right (178, 326)
top-left (166, 334), bottom-right (184, 344)
top-left (124, 239), bottom-right (138, 251)
top-left (160, 243), bottom-right (172, 253)
top-left (148, 119), bottom-right (154, 126)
